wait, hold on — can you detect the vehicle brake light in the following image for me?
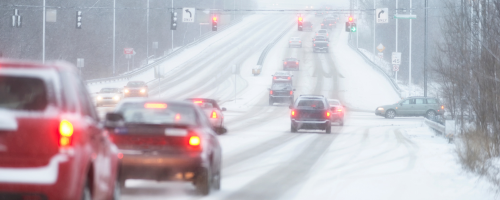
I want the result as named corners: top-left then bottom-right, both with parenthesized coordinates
top-left (321, 24), bottom-right (324, 25)
top-left (326, 112), bottom-right (330, 117)
top-left (194, 100), bottom-right (203, 104)
top-left (289, 41), bottom-right (292, 43)
top-left (314, 44), bottom-right (316, 46)
top-left (299, 41), bottom-right (301, 43)
top-left (338, 109), bottom-right (342, 112)
top-left (145, 103), bottom-right (167, 109)
top-left (117, 153), bottom-right (123, 159)
top-left (273, 76), bottom-right (277, 80)
top-left (316, 33), bottom-right (318, 36)
top-left (287, 77), bottom-right (291, 80)
top-left (211, 111), bottom-right (217, 119)
top-left (296, 61), bottom-right (299, 65)
top-left (175, 114), bottom-right (181, 120)
top-left (189, 136), bottom-right (201, 146)
top-left (327, 44), bottom-right (329, 47)
top-left (441, 105), bottom-right (444, 110)
top-left (291, 110), bottom-right (296, 116)
top-left (270, 90), bottom-right (273, 95)
top-left (284, 62), bottom-right (287, 64)
top-left (290, 91), bottom-right (293, 95)
top-left (59, 120), bottom-right (74, 147)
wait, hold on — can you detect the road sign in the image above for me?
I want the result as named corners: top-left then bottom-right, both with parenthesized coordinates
top-left (182, 7), bottom-right (195, 23)
top-left (392, 52), bottom-right (401, 65)
top-left (376, 43), bottom-right (385, 52)
top-left (124, 48), bottom-right (134, 55)
top-left (393, 65), bottom-right (399, 71)
top-left (76, 58), bottom-right (84, 68)
top-left (376, 8), bottom-right (388, 23)
top-left (378, 53), bottom-right (383, 59)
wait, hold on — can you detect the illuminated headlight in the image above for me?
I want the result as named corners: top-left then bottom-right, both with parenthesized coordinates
top-left (124, 89), bottom-right (129, 93)
top-left (113, 96), bottom-right (120, 101)
top-left (140, 89), bottom-right (146, 93)
top-left (377, 107), bottom-right (384, 111)
top-left (96, 96), bottom-right (103, 100)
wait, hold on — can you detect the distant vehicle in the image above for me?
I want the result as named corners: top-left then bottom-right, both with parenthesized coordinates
top-left (312, 35), bottom-right (328, 42)
top-left (375, 96), bottom-right (445, 119)
top-left (187, 98), bottom-right (227, 134)
top-left (290, 95), bottom-right (332, 133)
top-left (313, 41), bottom-right (329, 53)
top-left (269, 81), bottom-right (295, 105)
top-left (328, 99), bottom-right (345, 126)
top-left (316, 29), bottom-right (330, 41)
top-left (272, 71), bottom-right (293, 84)
top-left (289, 37), bottom-right (302, 48)
top-left (105, 99), bottom-right (222, 195)
top-left (303, 21), bottom-right (313, 31)
top-left (95, 87), bottom-right (123, 107)
top-left (322, 17), bottom-right (337, 29)
top-left (315, 12), bottom-right (324, 16)
top-left (252, 65), bottom-right (263, 76)
top-left (123, 81), bottom-right (148, 97)
top-left (283, 58), bottom-right (300, 71)
top-left (0, 60), bottom-right (120, 199)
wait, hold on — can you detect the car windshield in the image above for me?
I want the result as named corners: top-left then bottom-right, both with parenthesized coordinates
top-left (297, 100), bottom-right (325, 109)
top-left (329, 101), bottom-right (340, 106)
top-left (0, 75), bottom-right (48, 111)
top-left (118, 102), bottom-right (197, 126)
top-left (127, 82), bottom-right (146, 87)
top-left (100, 88), bottom-right (120, 93)
top-left (271, 82), bottom-right (292, 90)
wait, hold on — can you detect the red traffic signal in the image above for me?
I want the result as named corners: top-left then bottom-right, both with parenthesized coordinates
top-left (298, 17), bottom-right (303, 22)
top-left (348, 16), bottom-right (354, 22)
top-left (212, 16), bottom-right (217, 22)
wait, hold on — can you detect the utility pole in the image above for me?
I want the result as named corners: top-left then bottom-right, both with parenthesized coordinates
top-left (373, 0), bottom-right (376, 61)
top-left (409, 0), bottom-right (413, 96)
top-left (395, 0), bottom-right (398, 81)
top-left (113, 0), bottom-right (116, 75)
top-left (146, 0), bottom-right (149, 65)
top-left (42, 0), bottom-right (46, 63)
top-left (424, 0), bottom-right (428, 97)
top-left (172, 0), bottom-right (174, 52)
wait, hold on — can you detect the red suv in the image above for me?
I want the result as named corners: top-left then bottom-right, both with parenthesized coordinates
top-left (0, 60), bottom-right (120, 200)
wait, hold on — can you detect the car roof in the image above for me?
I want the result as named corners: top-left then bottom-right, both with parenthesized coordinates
top-left (0, 59), bottom-right (76, 72)
top-left (117, 98), bottom-right (195, 108)
top-left (285, 57), bottom-right (298, 60)
top-left (407, 96), bottom-right (437, 99)
top-left (274, 71), bottom-right (291, 75)
top-left (185, 98), bottom-right (218, 103)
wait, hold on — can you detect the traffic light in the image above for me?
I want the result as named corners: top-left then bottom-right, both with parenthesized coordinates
top-left (76, 11), bottom-right (82, 29)
top-left (350, 23), bottom-right (357, 32)
top-left (348, 16), bottom-right (353, 22)
top-left (298, 16), bottom-right (303, 31)
top-left (171, 12), bottom-right (177, 30)
top-left (212, 16), bottom-right (218, 31)
top-left (345, 22), bottom-right (351, 32)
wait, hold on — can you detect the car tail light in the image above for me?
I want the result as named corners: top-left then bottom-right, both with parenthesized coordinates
top-left (211, 111), bottom-right (217, 119)
top-left (329, 24), bottom-right (332, 25)
top-left (124, 89), bottom-right (129, 93)
top-left (326, 112), bottom-right (331, 117)
top-left (117, 153), bottom-right (123, 159)
top-left (337, 108), bottom-right (342, 112)
top-left (189, 136), bottom-right (201, 146)
top-left (321, 24), bottom-right (324, 26)
top-left (287, 77), bottom-right (291, 80)
top-left (273, 76), bottom-right (277, 80)
top-left (314, 44), bottom-right (316, 46)
top-left (289, 41), bottom-right (292, 43)
top-left (327, 44), bottom-right (329, 47)
top-left (290, 91), bottom-right (293, 95)
top-left (296, 61), bottom-right (299, 65)
top-left (59, 120), bottom-right (74, 147)
top-left (284, 61), bottom-right (287, 64)
top-left (316, 33), bottom-right (318, 36)
top-left (291, 110), bottom-right (296, 116)
top-left (194, 100), bottom-right (203, 104)
top-left (441, 105), bottom-right (444, 110)
top-left (145, 103), bottom-right (167, 109)
top-left (270, 90), bottom-right (273, 95)
top-left (175, 113), bottom-right (181, 120)
top-left (299, 41), bottom-right (301, 43)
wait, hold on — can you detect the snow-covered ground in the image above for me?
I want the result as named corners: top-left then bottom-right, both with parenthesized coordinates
top-left (88, 13), bottom-right (495, 200)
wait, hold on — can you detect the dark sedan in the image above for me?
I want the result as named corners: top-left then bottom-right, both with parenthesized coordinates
top-left (269, 81), bottom-right (295, 105)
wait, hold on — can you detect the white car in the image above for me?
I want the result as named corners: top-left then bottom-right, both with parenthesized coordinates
top-left (289, 37), bottom-right (302, 48)
top-left (95, 88), bottom-right (123, 107)
top-left (316, 29), bottom-right (330, 41)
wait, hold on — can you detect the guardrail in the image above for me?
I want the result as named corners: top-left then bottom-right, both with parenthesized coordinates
top-left (347, 40), bottom-right (402, 98)
top-left (253, 26), bottom-right (291, 75)
top-left (86, 17), bottom-right (244, 85)
top-left (424, 118), bottom-right (455, 143)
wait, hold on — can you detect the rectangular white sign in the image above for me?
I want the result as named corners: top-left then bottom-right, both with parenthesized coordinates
top-left (376, 8), bottom-right (388, 23)
top-left (182, 7), bottom-right (195, 23)
top-left (392, 52), bottom-right (401, 65)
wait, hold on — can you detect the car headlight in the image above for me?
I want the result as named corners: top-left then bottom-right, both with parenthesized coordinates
top-left (377, 107), bottom-right (384, 111)
top-left (124, 89), bottom-right (129, 93)
top-left (140, 89), bottom-right (146, 93)
top-left (97, 96), bottom-right (103, 100)
top-left (113, 96), bottom-right (120, 101)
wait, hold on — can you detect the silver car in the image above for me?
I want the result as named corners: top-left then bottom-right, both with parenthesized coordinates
top-left (316, 29), bottom-right (329, 41)
top-left (289, 37), bottom-right (302, 48)
top-left (95, 88), bottom-right (123, 107)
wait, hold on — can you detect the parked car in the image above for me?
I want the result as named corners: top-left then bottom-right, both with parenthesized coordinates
top-left (0, 60), bottom-right (120, 200)
top-left (375, 96), bottom-right (445, 119)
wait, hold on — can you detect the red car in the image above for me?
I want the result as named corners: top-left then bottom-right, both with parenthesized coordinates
top-left (0, 60), bottom-right (120, 200)
top-left (187, 98), bottom-right (227, 134)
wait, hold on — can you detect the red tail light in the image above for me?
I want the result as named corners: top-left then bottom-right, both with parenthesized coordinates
top-left (291, 110), bottom-right (296, 116)
top-left (287, 77), bottom-right (291, 80)
top-left (299, 41), bottom-right (301, 43)
top-left (211, 111), bottom-right (217, 119)
top-left (290, 91), bottom-right (293, 95)
top-left (314, 44), bottom-right (316, 46)
top-left (274, 76), bottom-right (277, 80)
top-left (316, 33), bottom-right (318, 36)
top-left (289, 41), bottom-right (292, 43)
top-left (327, 44), bottom-right (329, 47)
top-left (296, 61), bottom-right (299, 65)
top-left (326, 111), bottom-right (331, 117)
top-left (194, 100), bottom-right (203, 104)
top-left (189, 136), bottom-right (201, 146)
top-left (270, 90), bottom-right (273, 95)
top-left (145, 103), bottom-right (167, 109)
top-left (337, 109), bottom-right (342, 112)
top-left (441, 105), bottom-right (444, 110)
top-left (175, 113), bottom-right (181, 120)
top-left (59, 120), bottom-right (74, 147)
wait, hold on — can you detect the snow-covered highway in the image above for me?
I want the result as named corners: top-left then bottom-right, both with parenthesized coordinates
top-left (91, 14), bottom-right (495, 200)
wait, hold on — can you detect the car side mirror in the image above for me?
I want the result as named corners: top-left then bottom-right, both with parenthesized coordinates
top-left (104, 113), bottom-right (125, 128)
top-left (222, 107), bottom-right (227, 111)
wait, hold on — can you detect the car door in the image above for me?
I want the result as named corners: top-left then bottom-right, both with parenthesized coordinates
top-left (398, 99), bottom-right (413, 116)
top-left (412, 98), bottom-right (426, 116)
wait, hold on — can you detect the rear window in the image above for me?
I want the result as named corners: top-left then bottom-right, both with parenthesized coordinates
top-left (271, 82), bottom-right (293, 90)
top-left (319, 30), bottom-right (327, 33)
top-left (0, 76), bottom-right (48, 111)
top-left (193, 101), bottom-right (214, 109)
top-left (127, 81), bottom-right (146, 87)
top-left (329, 101), bottom-right (340, 106)
top-left (118, 102), bottom-right (197, 126)
top-left (297, 100), bottom-right (325, 109)
top-left (426, 98), bottom-right (438, 104)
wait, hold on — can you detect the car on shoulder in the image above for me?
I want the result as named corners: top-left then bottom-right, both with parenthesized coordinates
top-left (328, 99), bottom-right (345, 126)
top-left (313, 41), bottom-right (329, 53)
top-left (375, 96), bottom-right (445, 119)
top-left (105, 99), bottom-right (222, 195)
top-left (269, 81), bottom-right (295, 105)
top-left (95, 87), bottom-right (123, 107)
top-left (283, 58), bottom-right (300, 71)
top-left (0, 60), bottom-right (120, 200)
top-left (123, 81), bottom-right (148, 97)
top-left (290, 95), bottom-right (332, 133)
top-left (289, 37), bottom-right (302, 48)
top-left (187, 98), bottom-right (227, 134)
top-left (272, 71), bottom-right (293, 84)
top-left (303, 21), bottom-right (313, 31)
top-left (316, 29), bottom-right (329, 41)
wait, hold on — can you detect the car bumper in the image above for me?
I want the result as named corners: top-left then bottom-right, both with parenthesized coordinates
top-left (120, 153), bottom-right (204, 181)
top-left (375, 109), bottom-right (386, 116)
top-left (292, 120), bottom-right (330, 130)
top-left (97, 99), bottom-right (121, 105)
top-left (124, 91), bottom-right (148, 97)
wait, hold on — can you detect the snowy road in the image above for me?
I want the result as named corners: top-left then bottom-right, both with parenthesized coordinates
top-left (93, 14), bottom-right (495, 200)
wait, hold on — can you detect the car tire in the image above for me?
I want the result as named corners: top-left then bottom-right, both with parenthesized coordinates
top-left (81, 179), bottom-right (91, 200)
top-left (385, 110), bottom-right (396, 119)
top-left (291, 124), bottom-right (298, 133)
top-left (426, 110), bottom-right (436, 120)
top-left (269, 98), bottom-right (273, 106)
top-left (195, 167), bottom-right (211, 196)
top-left (326, 124), bottom-right (331, 133)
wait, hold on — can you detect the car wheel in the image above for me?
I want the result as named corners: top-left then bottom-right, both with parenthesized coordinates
top-left (291, 124), bottom-right (298, 133)
top-left (195, 167), bottom-right (211, 196)
top-left (269, 98), bottom-right (273, 106)
top-left (426, 110), bottom-right (436, 120)
top-left (81, 179), bottom-right (91, 200)
top-left (112, 177), bottom-right (121, 200)
top-left (326, 124), bottom-right (331, 133)
top-left (385, 110), bottom-right (396, 119)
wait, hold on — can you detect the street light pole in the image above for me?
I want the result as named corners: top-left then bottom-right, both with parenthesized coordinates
top-left (409, 0), bottom-right (413, 96)
top-left (42, 0), bottom-right (46, 63)
top-left (113, 0), bottom-right (116, 75)
top-left (171, 0), bottom-right (174, 52)
top-left (146, 0), bottom-right (149, 65)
